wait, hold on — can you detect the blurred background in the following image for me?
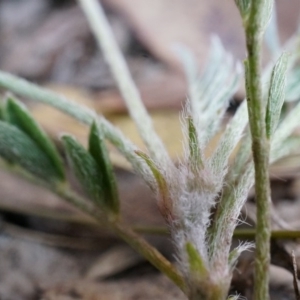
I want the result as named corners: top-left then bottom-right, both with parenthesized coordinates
top-left (0, 0), bottom-right (300, 299)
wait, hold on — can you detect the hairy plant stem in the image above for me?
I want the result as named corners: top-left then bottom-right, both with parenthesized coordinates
top-left (77, 0), bottom-right (171, 171)
top-left (245, 1), bottom-right (271, 299)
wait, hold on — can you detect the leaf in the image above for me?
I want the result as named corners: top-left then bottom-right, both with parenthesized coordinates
top-left (264, 3), bottom-right (280, 56)
top-left (62, 135), bottom-right (104, 206)
top-left (0, 120), bottom-right (61, 180)
top-left (266, 53), bottom-right (289, 139)
top-left (209, 101), bottom-right (248, 180)
top-left (237, 0), bottom-right (273, 33)
top-left (175, 37), bottom-right (241, 149)
top-left (4, 96), bottom-right (65, 180)
top-left (188, 116), bottom-right (203, 168)
top-left (260, 0), bottom-right (273, 33)
top-left (235, 0), bottom-right (251, 20)
top-left (185, 242), bottom-right (208, 277)
top-left (136, 150), bottom-right (167, 195)
top-left (88, 121), bottom-right (119, 215)
top-left (227, 130), bottom-right (252, 183)
top-left (271, 135), bottom-right (300, 163)
top-left (228, 242), bottom-right (253, 270)
top-left (136, 150), bottom-right (172, 219)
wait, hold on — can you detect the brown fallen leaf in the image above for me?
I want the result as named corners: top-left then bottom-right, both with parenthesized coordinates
top-left (102, 0), bottom-right (245, 72)
top-left (102, 0), bottom-right (300, 72)
top-left (1, 7), bottom-right (91, 80)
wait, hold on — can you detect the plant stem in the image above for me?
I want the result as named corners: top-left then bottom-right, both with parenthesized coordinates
top-left (2, 194), bottom-right (300, 240)
top-left (112, 221), bottom-right (186, 291)
top-left (55, 186), bottom-right (182, 292)
top-left (77, 0), bottom-right (171, 170)
top-left (0, 159), bottom-right (185, 293)
top-left (245, 1), bottom-right (271, 299)
top-left (58, 185), bottom-right (186, 293)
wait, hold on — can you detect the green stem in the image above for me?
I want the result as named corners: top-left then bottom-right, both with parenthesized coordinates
top-left (245, 2), bottom-right (271, 300)
top-left (55, 186), bottom-right (183, 292)
top-left (112, 222), bottom-right (186, 291)
top-left (58, 185), bottom-right (186, 293)
top-left (2, 196), bottom-right (300, 240)
top-left (208, 30), bottom-right (299, 265)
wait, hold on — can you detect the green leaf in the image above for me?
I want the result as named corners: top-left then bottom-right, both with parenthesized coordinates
top-left (185, 242), bottom-right (208, 277)
top-left (228, 248), bottom-right (240, 269)
top-left (62, 135), bottom-right (104, 207)
top-left (235, 0), bottom-right (250, 20)
top-left (0, 120), bottom-right (61, 180)
top-left (88, 121), bottom-right (119, 214)
top-left (136, 150), bottom-right (173, 220)
top-left (176, 37), bottom-right (241, 148)
top-left (271, 135), bottom-right (300, 163)
top-left (209, 101), bottom-right (248, 179)
top-left (264, 4), bottom-right (280, 56)
top-left (260, 0), bottom-right (273, 33)
top-left (266, 53), bottom-right (289, 139)
top-left (4, 96), bottom-right (65, 180)
top-left (237, 0), bottom-right (273, 32)
top-left (188, 116), bottom-right (203, 168)
top-left (136, 150), bottom-right (167, 196)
